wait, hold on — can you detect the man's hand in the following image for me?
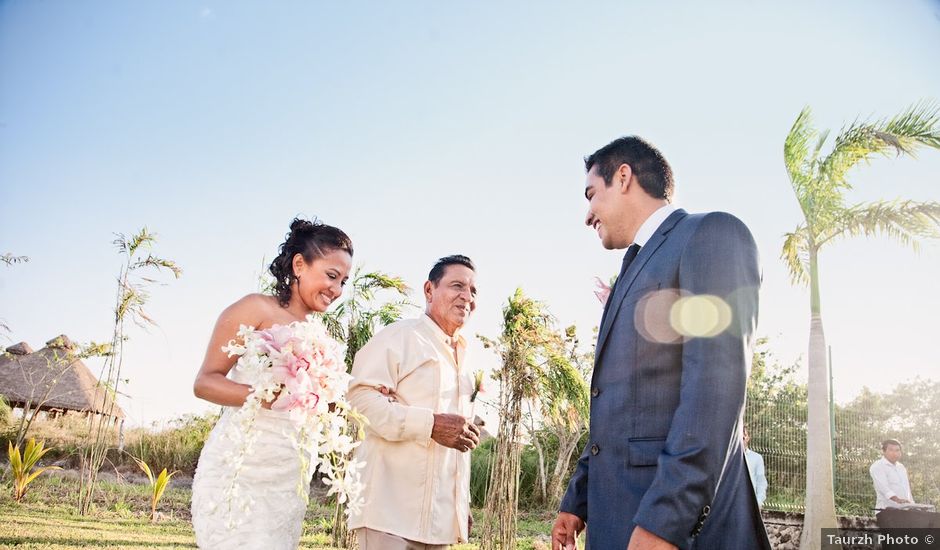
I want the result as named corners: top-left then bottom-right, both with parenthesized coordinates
top-left (627, 526), bottom-right (677, 550)
top-left (551, 511), bottom-right (585, 550)
top-left (431, 413), bottom-right (480, 452)
top-left (376, 384), bottom-right (398, 402)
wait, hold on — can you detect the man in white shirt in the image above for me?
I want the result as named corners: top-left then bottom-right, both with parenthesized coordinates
top-left (869, 439), bottom-right (940, 548)
top-left (743, 426), bottom-right (767, 507)
top-left (870, 438), bottom-right (914, 510)
top-left (348, 255), bottom-right (481, 549)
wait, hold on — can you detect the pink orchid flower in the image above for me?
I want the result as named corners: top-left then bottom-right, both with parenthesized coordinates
top-left (270, 353), bottom-right (311, 385)
top-left (260, 324), bottom-right (296, 354)
top-left (271, 389), bottom-right (320, 412)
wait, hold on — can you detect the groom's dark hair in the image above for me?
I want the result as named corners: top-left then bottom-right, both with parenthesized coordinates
top-left (585, 136), bottom-right (674, 202)
top-left (428, 255), bottom-right (475, 285)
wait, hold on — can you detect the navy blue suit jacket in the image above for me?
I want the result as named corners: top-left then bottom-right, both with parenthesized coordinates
top-left (559, 209), bottom-right (771, 550)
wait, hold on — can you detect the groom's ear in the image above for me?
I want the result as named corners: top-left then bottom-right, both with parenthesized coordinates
top-left (617, 163), bottom-right (633, 194)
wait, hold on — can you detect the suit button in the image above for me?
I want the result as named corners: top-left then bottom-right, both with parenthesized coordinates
top-left (590, 444), bottom-right (599, 455)
top-left (591, 387), bottom-right (600, 398)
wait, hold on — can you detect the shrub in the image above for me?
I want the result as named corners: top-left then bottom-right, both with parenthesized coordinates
top-left (8, 438), bottom-right (61, 502)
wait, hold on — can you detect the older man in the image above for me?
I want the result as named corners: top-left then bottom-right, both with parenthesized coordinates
top-left (347, 255), bottom-right (481, 549)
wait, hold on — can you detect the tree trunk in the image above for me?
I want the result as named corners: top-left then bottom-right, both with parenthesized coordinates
top-left (531, 432), bottom-right (548, 506)
top-left (800, 248), bottom-right (838, 550)
top-left (547, 429), bottom-right (583, 510)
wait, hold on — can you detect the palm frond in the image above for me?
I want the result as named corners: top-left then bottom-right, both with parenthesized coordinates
top-left (318, 311), bottom-right (346, 342)
top-left (112, 233), bottom-right (129, 253)
top-left (376, 300), bottom-right (412, 326)
top-left (543, 353), bottom-right (589, 421)
top-left (357, 271), bottom-right (410, 294)
top-left (780, 226), bottom-right (811, 286)
top-left (783, 107), bottom-right (817, 196)
top-left (817, 200), bottom-right (940, 249)
top-left (114, 228), bottom-right (156, 256)
top-left (131, 255), bottom-right (183, 278)
top-left (819, 101), bottom-right (940, 186)
top-left (1, 253), bottom-right (29, 266)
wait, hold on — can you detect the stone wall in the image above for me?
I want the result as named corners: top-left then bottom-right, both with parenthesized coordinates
top-left (762, 511), bottom-right (878, 549)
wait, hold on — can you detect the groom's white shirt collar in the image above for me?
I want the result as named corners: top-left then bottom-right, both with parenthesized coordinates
top-left (633, 203), bottom-right (676, 247)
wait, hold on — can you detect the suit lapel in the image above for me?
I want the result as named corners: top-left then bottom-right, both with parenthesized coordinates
top-left (594, 209), bottom-right (688, 366)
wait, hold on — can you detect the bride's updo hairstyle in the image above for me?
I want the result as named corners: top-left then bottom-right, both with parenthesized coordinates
top-left (269, 218), bottom-right (354, 306)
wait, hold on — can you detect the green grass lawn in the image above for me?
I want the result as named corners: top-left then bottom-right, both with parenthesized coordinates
top-left (0, 471), bottom-right (555, 549)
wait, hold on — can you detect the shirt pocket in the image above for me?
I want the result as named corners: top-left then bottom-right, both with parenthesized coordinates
top-left (459, 370), bottom-right (475, 398)
top-left (397, 356), bottom-right (440, 410)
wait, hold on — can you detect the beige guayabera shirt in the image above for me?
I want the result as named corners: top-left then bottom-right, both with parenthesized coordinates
top-left (347, 314), bottom-right (474, 545)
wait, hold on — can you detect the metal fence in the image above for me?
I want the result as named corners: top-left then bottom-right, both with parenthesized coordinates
top-left (745, 396), bottom-right (939, 516)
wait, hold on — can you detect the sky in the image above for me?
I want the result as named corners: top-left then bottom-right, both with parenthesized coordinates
top-left (1, 0), bottom-right (939, 428)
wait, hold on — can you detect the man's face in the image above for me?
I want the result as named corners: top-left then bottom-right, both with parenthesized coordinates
top-left (884, 444), bottom-right (902, 464)
top-left (425, 264), bottom-right (477, 336)
top-left (584, 165), bottom-right (631, 249)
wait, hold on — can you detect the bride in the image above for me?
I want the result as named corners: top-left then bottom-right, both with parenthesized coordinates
top-left (191, 218), bottom-right (353, 549)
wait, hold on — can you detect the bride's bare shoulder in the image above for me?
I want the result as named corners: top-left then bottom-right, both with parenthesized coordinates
top-left (218, 294), bottom-right (280, 326)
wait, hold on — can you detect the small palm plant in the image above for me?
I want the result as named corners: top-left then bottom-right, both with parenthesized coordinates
top-left (132, 456), bottom-right (179, 522)
top-left (8, 438), bottom-right (61, 502)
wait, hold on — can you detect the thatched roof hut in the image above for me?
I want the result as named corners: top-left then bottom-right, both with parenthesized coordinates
top-left (0, 335), bottom-right (124, 419)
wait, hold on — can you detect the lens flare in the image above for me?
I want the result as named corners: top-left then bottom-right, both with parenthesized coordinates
top-left (669, 295), bottom-right (732, 338)
top-left (635, 289), bottom-right (683, 344)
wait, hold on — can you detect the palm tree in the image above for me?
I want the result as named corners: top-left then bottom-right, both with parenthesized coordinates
top-left (319, 266), bottom-right (411, 547)
top-left (320, 267), bottom-right (411, 372)
top-left (781, 102), bottom-right (940, 549)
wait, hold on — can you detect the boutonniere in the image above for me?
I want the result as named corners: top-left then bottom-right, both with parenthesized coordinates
top-left (470, 370), bottom-right (485, 403)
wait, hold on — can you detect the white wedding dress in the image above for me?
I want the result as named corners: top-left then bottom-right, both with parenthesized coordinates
top-left (191, 372), bottom-right (315, 549)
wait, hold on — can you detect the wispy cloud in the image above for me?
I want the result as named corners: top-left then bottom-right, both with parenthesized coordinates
top-left (200, 7), bottom-right (214, 19)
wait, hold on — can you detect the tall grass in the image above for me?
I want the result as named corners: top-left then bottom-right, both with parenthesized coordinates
top-left (0, 396), bottom-right (11, 430)
top-left (471, 436), bottom-right (574, 511)
top-left (125, 412), bottom-right (218, 476)
top-left (0, 411), bottom-right (219, 476)
top-left (0, 413), bottom-right (94, 467)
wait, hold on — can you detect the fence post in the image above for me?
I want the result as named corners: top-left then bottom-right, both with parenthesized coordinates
top-left (829, 346), bottom-right (836, 479)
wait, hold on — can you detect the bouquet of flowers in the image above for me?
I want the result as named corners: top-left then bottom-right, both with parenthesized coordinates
top-left (218, 315), bottom-right (364, 526)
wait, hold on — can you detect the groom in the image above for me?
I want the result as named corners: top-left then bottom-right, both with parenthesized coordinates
top-left (552, 136), bottom-right (771, 549)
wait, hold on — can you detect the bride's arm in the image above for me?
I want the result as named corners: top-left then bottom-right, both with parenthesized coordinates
top-left (193, 295), bottom-right (267, 407)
